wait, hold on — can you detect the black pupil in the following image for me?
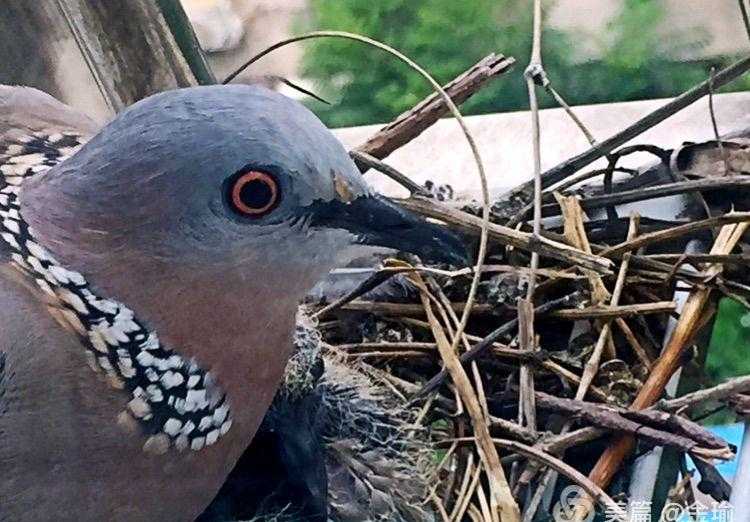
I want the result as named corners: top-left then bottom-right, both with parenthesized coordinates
top-left (240, 178), bottom-right (273, 209)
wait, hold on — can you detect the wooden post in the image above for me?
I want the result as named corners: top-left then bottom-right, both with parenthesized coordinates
top-left (55, 0), bottom-right (199, 112)
top-left (0, 1), bottom-right (210, 117)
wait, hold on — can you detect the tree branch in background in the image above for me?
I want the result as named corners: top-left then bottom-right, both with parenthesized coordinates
top-left (503, 55), bottom-right (750, 205)
top-left (354, 53), bottom-right (515, 169)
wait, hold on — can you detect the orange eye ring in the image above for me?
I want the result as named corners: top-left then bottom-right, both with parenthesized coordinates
top-left (230, 170), bottom-right (280, 217)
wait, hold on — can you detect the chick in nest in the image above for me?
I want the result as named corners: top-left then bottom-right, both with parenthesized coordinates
top-left (199, 311), bottom-right (436, 522)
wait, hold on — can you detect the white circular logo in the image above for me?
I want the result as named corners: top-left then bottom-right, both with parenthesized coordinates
top-left (552, 485), bottom-right (595, 522)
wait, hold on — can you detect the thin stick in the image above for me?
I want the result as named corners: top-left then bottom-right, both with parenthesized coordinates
top-left (658, 375), bottom-right (750, 413)
top-left (551, 301), bottom-right (676, 320)
top-left (602, 212), bottom-right (750, 258)
top-left (615, 317), bottom-right (654, 369)
top-left (399, 197), bottom-right (612, 273)
top-left (575, 220), bottom-right (750, 520)
top-left (349, 150), bottom-right (428, 195)
top-left (353, 53), bottom-right (515, 164)
top-left (575, 215), bottom-right (639, 401)
top-left (503, 55), bottom-right (750, 202)
top-left (517, 299), bottom-right (537, 431)
top-left (524, 0), bottom-right (543, 296)
top-left (412, 292), bottom-right (581, 400)
top-left (548, 177), bottom-right (750, 215)
top-left (409, 271), bottom-right (520, 520)
top-left (531, 391), bottom-right (732, 455)
top-left (518, 0), bottom-right (544, 444)
top-left (339, 300), bottom-right (493, 316)
top-left (446, 438), bottom-right (627, 521)
top-left (545, 85), bottom-right (597, 146)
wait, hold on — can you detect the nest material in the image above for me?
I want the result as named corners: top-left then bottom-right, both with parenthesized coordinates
top-left (296, 310), bottom-right (436, 522)
top-left (301, 136), bottom-right (750, 519)
top-left (204, 310), bottom-right (436, 522)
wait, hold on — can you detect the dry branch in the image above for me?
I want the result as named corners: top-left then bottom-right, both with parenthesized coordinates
top-left (551, 301), bottom-right (676, 320)
top-left (576, 220), bottom-right (750, 519)
top-left (504, 55), bottom-right (750, 204)
top-left (398, 197), bottom-right (613, 273)
top-left (353, 53), bottom-right (515, 167)
top-left (532, 391), bottom-right (732, 457)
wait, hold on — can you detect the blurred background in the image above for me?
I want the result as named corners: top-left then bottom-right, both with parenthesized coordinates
top-left (187, 0), bottom-right (750, 127)
top-left (4, 0), bottom-right (749, 127)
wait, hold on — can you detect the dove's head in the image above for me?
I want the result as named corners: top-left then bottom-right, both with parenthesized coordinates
top-left (20, 85), bottom-right (465, 433)
top-left (29, 85), bottom-right (464, 278)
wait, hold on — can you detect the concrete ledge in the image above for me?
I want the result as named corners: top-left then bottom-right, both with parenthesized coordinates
top-left (334, 92), bottom-right (750, 198)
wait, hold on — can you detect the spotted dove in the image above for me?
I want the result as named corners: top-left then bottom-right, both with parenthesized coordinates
top-left (0, 84), bottom-right (465, 522)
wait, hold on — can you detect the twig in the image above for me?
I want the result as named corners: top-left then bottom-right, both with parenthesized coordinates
top-left (524, 0), bottom-right (544, 296)
top-left (543, 177), bottom-right (750, 216)
top-left (445, 438), bottom-right (627, 521)
top-left (429, 489), bottom-right (452, 522)
top-left (517, 299), bottom-right (537, 431)
top-left (348, 150), bottom-right (428, 195)
top-left (550, 166), bottom-right (637, 194)
top-left (529, 392), bottom-right (732, 457)
top-left (409, 271), bottom-right (520, 521)
top-left (544, 84), bottom-right (598, 146)
top-left (352, 53), bottom-right (514, 164)
top-left (645, 253), bottom-right (750, 265)
top-left (602, 212), bottom-right (750, 258)
top-left (338, 300), bottom-right (493, 316)
top-left (502, 55), bottom-right (750, 203)
top-left (551, 301), bottom-right (676, 320)
top-left (554, 194), bottom-right (611, 303)
top-left (540, 427), bottom-right (604, 455)
top-left (313, 265), bottom-right (409, 319)
top-left (574, 215), bottom-right (639, 400)
top-left (517, 0), bottom-right (544, 442)
top-left (268, 75), bottom-right (331, 104)
top-left (576, 220), bottom-right (750, 519)
top-left (412, 292), bottom-right (581, 400)
top-left (614, 317), bottom-right (654, 369)
top-left (398, 197), bottom-right (612, 273)
top-left (658, 375), bottom-right (750, 413)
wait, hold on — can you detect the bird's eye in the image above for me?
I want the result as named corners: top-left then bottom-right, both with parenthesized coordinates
top-left (229, 170), bottom-right (280, 217)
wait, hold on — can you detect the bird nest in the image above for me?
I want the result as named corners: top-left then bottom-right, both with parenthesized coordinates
top-left (208, 41), bottom-right (750, 522)
top-left (304, 73), bottom-right (750, 522)
top-left (300, 132), bottom-right (750, 521)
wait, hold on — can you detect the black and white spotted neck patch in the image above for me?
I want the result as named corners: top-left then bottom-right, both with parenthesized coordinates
top-left (0, 132), bottom-right (232, 454)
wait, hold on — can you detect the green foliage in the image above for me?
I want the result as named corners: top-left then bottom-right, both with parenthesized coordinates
top-left (298, 0), bottom-right (745, 128)
top-left (706, 298), bottom-right (750, 382)
top-left (700, 298), bottom-right (750, 424)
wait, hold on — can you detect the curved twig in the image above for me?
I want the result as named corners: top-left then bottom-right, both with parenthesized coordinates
top-left (445, 437), bottom-right (627, 521)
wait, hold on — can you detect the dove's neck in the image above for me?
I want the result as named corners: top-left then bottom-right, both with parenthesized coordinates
top-left (20, 201), bottom-right (312, 440)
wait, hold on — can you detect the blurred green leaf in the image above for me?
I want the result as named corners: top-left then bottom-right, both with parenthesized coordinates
top-left (706, 298), bottom-right (750, 382)
top-left (297, 0), bottom-right (747, 128)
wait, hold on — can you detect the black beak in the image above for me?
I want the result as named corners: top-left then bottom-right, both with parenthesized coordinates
top-left (309, 195), bottom-right (469, 265)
